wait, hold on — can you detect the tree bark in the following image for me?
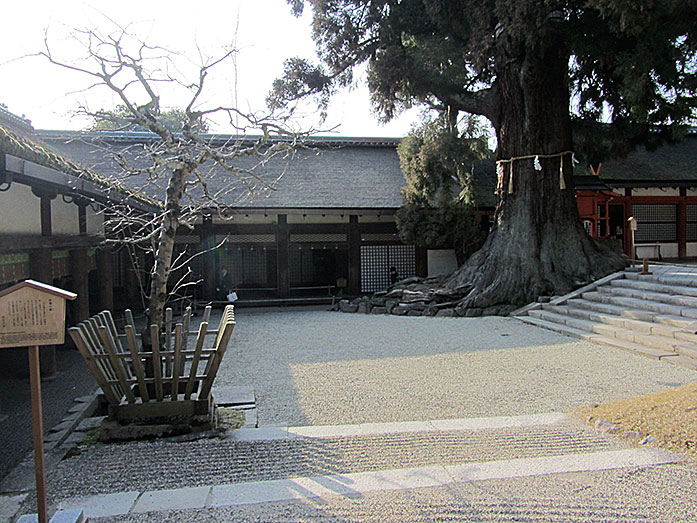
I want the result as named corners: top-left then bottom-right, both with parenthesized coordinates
top-left (147, 167), bottom-right (188, 331)
top-left (444, 46), bottom-right (626, 312)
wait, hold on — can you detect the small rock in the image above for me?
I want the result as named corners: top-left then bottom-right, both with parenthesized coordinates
top-left (463, 308), bottom-right (483, 317)
top-left (370, 306), bottom-right (387, 315)
top-left (406, 310), bottom-right (422, 316)
top-left (436, 309), bottom-right (455, 317)
top-left (385, 300), bottom-right (396, 314)
top-left (423, 305), bottom-right (438, 317)
top-left (595, 418), bottom-right (620, 434)
top-left (640, 435), bottom-right (656, 445)
top-left (357, 302), bottom-right (372, 314)
top-left (391, 305), bottom-right (408, 316)
top-left (624, 430), bottom-right (643, 440)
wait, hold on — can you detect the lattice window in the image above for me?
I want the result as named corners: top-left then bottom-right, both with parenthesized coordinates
top-left (289, 233), bottom-right (347, 243)
top-left (52, 250), bottom-right (71, 279)
top-left (0, 253), bottom-right (30, 285)
top-left (288, 249), bottom-right (320, 285)
top-left (632, 204), bottom-right (677, 242)
top-left (216, 234), bottom-right (276, 244)
top-left (687, 205), bottom-right (697, 242)
top-left (220, 246), bottom-right (271, 286)
top-left (360, 244), bottom-right (415, 293)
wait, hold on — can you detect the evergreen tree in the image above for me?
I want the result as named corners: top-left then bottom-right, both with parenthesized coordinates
top-left (271, 0), bottom-right (697, 311)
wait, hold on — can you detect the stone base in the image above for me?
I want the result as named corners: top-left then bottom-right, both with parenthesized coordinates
top-left (99, 418), bottom-right (213, 442)
top-left (17, 509), bottom-right (86, 523)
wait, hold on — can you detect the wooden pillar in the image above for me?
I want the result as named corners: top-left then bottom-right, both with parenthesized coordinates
top-left (678, 187), bottom-right (687, 259)
top-left (30, 189), bottom-right (57, 377)
top-left (70, 248), bottom-right (90, 322)
top-left (348, 215), bottom-right (361, 295)
top-left (623, 188), bottom-right (633, 257)
top-left (415, 246), bottom-right (428, 278)
top-left (200, 216), bottom-right (216, 299)
top-left (96, 248), bottom-right (114, 312)
top-left (277, 214), bottom-right (289, 298)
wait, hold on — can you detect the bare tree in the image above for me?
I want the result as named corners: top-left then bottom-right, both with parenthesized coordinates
top-left (39, 23), bottom-right (305, 336)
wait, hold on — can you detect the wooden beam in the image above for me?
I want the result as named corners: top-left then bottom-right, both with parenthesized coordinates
top-left (70, 248), bottom-right (90, 322)
top-left (96, 248), bottom-right (114, 312)
top-left (0, 234), bottom-right (102, 253)
top-left (277, 214), bottom-right (289, 298)
top-left (348, 215), bottom-right (361, 295)
top-left (678, 187), bottom-right (687, 259)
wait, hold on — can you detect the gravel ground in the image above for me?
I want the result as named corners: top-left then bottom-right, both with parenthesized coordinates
top-left (218, 309), bottom-right (696, 426)
top-left (95, 463), bottom-right (697, 522)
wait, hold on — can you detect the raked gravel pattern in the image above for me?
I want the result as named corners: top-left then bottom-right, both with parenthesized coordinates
top-left (85, 463), bottom-right (697, 522)
top-left (47, 419), bottom-right (622, 498)
top-left (215, 309), bottom-right (696, 426)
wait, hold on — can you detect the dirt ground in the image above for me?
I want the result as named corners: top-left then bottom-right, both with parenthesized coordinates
top-left (577, 381), bottom-right (697, 461)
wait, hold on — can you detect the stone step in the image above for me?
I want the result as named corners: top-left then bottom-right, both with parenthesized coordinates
top-left (674, 343), bottom-right (697, 360)
top-left (624, 271), bottom-right (697, 289)
top-left (582, 291), bottom-right (697, 319)
top-left (544, 303), bottom-right (682, 339)
top-left (518, 315), bottom-right (679, 361)
top-left (598, 285), bottom-right (697, 309)
top-left (567, 297), bottom-right (695, 329)
top-left (611, 277), bottom-right (697, 298)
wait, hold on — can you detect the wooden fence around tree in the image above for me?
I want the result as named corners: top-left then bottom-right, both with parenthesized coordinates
top-left (69, 305), bottom-right (235, 422)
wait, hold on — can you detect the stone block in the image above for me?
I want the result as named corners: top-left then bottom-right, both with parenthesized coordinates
top-left (370, 306), bottom-right (387, 315)
top-left (391, 305), bottom-right (408, 316)
top-left (385, 300), bottom-right (396, 313)
top-left (463, 308), bottom-right (483, 317)
top-left (214, 386), bottom-right (256, 407)
top-left (357, 302), bottom-right (372, 314)
top-left (423, 305), bottom-right (438, 317)
top-left (75, 416), bottom-right (106, 432)
top-left (436, 309), bottom-right (455, 317)
top-left (406, 310), bottom-right (422, 317)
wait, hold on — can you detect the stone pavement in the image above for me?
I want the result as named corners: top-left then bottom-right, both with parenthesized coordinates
top-left (6, 304), bottom-right (697, 521)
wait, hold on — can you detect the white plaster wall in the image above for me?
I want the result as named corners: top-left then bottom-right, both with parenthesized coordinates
top-left (636, 243), bottom-right (678, 258)
top-left (686, 243), bottom-right (697, 257)
top-left (288, 214), bottom-right (349, 224)
top-left (87, 206), bottom-right (104, 236)
top-left (0, 183), bottom-right (41, 234)
top-left (52, 198), bottom-right (79, 235)
top-left (213, 214), bottom-right (277, 225)
top-left (631, 187), bottom-right (680, 197)
top-left (686, 188), bottom-right (697, 196)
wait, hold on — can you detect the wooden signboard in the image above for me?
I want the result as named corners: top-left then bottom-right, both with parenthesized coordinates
top-left (0, 280), bottom-right (76, 348)
top-left (0, 280), bottom-right (76, 523)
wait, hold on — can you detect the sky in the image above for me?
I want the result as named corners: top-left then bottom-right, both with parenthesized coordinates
top-left (0, 0), bottom-right (421, 137)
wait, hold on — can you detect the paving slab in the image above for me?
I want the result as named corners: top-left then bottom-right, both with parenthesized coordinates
top-left (132, 486), bottom-right (210, 513)
top-left (57, 491), bottom-right (139, 519)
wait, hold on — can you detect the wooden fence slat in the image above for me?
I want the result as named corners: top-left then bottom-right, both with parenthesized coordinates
top-left (83, 319), bottom-right (124, 399)
top-left (202, 305), bottom-right (211, 324)
top-left (150, 324), bottom-right (164, 401)
top-left (199, 320), bottom-right (235, 399)
top-left (125, 325), bottom-right (150, 403)
top-left (171, 324), bottom-right (183, 401)
top-left (125, 309), bottom-right (136, 329)
top-left (164, 308), bottom-right (173, 376)
top-left (185, 321), bottom-right (208, 400)
top-left (99, 326), bottom-right (136, 404)
top-left (99, 311), bottom-right (124, 354)
top-left (69, 327), bottom-right (122, 405)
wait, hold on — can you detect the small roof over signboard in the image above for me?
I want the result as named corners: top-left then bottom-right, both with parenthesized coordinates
top-left (0, 279), bottom-right (77, 301)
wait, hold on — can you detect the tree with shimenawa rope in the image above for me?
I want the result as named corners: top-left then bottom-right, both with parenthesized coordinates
top-left (270, 1), bottom-right (697, 313)
top-left (40, 23), bottom-right (304, 336)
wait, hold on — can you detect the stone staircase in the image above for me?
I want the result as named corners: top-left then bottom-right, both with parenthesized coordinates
top-left (516, 268), bottom-right (697, 371)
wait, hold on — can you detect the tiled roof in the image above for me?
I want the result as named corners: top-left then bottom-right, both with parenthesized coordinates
top-left (39, 131), bottom-right (409, 209)
top-left (591, 132), bottom-right (697, 186)
top-left (0, 113), bottom-right (158, 207)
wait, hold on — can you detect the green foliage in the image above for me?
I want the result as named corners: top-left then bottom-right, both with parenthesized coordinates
top-left (90, 105), bottom-right (209, 133)
top-left (396, 201), bottom-right (487, 264)
top-left (278, 1), bottom-right (697, 160)
top-left (396, 113), bottom-right (490, 263)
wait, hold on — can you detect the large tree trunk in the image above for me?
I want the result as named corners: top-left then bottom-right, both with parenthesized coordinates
top-left (444, 46), bottom-right (626, 313)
